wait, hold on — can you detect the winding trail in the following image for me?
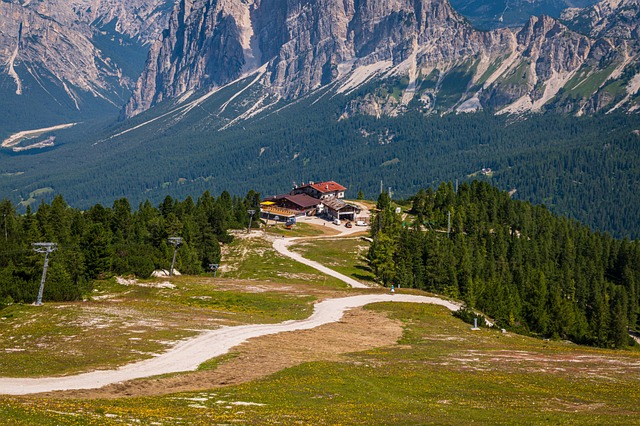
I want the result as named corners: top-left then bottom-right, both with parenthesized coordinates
top-left (271, 207), bottom-right (372, 289)
top-left (0, 294), bottom-right (458, 395)
top-left (0, 216), bottom-right (464, 396)
top-left (273, 237), bottom-right (369, 288)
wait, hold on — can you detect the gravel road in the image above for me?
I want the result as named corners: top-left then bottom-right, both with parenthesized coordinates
top-left (0, 294), bottom-right (459, 395)
top-left (0, 212), bottom-right (465, 396)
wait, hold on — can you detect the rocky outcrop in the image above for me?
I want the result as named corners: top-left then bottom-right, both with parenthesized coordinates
top-left (125, 0), bottom-right (250, 117)
top-left (123, 0), bottom-right (640, 118)
top-left (562, 0), bottom-right (640, 40)
top-left (0, 0), bottom-right (172, 110)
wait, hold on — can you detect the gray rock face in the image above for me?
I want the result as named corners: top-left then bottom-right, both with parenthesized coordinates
top-left (0, 0), bottom-right (172, 110)
top-left (562, 0), bottom-right (640, 40)
top-left (124, 0), bottom-right (640, 118)
top-left (125, 0), bottom-right (249, 116)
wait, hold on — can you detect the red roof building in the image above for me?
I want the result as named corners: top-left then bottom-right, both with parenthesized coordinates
top-left (291, 181), bottom-right (346, 200)
top-left (261, 180), bottom-right (353, 222)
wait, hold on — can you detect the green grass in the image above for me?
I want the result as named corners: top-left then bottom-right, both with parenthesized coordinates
top-left (437, 65), bottom-right (475, 108)
top-left (564, 64), bottom-right (618, 98)
top-left (290, 237), bottom-right (376, 283)
top-left (601, 80), bottom-right (626, 97)
top-left (0, 301), bottom-right (197, 377)
top-left (165, 286), bottom-right (315, 323)
top-left (476, 56), bottom-right (505, 86)
top-left (262, 221), bottom-right (334, 238)
top-left (221, 235), bottom-right (346, 288)
top-left (0, 275), bottom-right (320, 377)
top-left (18, 187), bottom-right (54, 208)
top-left (418, 69), bottom-right (440, 90)
top-left (2, 303), bottom-right (638, 424)
top-left (1, 226), bottom-right (638, 423)
top-left (502, 61), bottom-right (530, 85)
top-left (197, 352), bottom-right (239, 371)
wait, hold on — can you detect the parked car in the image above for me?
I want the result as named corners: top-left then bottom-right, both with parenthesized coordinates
top-left (356, 220), bottom-right (366, 226)
top-left (333, 218), bottom-right (341, 225)
top-left (345, 222), bottom-right (352, 228)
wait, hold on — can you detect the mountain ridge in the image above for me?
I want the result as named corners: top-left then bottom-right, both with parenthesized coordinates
top-left (123, 0), bottom-right (640, 119)
top-left (0, 0), bottom-right (174, 134)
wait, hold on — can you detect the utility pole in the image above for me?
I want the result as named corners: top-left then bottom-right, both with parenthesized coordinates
top-left (209, 263), bottom-right (219, 278)
top-left (167, 237), bottom-right (183, 277)
top-left (380, 180), bottom-right (383, 195)
top-left (247, 209), bottom-right (256, 233)
top-left (32, 243), bottom-right (57, 306)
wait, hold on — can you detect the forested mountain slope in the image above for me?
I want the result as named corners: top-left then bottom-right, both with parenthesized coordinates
top-left (449, 0), bottom-right (598, 30)
top-left (1, 0), bottom-right (640, 242)
top-left (369, 181), bottom-right (640, 348)
top-left (1, 87), bottom-right (640, 239)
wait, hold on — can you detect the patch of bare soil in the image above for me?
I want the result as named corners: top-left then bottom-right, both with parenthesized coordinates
top-left (452, 349), bottom-right (640, 379)
top-left (44, 307), bottom-right (403, 399)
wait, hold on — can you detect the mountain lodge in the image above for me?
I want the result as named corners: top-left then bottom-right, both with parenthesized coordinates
top-left (261, 180), bottom-right (360, 223)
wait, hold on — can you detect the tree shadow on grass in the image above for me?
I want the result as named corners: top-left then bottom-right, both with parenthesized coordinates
top-left (351, 264), bottom-right (375, 281)
top-left (352, 273), bottom-right (376, 282)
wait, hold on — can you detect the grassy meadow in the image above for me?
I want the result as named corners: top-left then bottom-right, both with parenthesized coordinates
top-left (1, 230), bottom-right (639, 424)
top-left (290, 237), bottom-right (376, 283)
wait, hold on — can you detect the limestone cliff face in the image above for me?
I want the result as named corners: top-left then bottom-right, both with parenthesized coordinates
top-left (124, 0), bottom-right (514, 116)
top-left (125, 0), bottom-right (251, 116)
top-left (562, 0), bottom-right (640, 40)
top-left (0, 0), bottom-right (172, 109)
top-left (124, 0), bottom-right (640, 118)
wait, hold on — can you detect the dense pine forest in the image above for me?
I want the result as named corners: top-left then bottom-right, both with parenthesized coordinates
top-left (368, 181), bottom-right (640, 348)
top-left (0, 190), bottom-right (261, 309)
top-left (3, 90), bottom-right (640, 240)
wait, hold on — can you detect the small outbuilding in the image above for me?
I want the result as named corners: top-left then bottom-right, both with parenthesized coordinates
top-left (321, 197), bottom-right (360, 222)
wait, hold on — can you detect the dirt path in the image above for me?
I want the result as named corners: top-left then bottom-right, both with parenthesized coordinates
top-left (271, 212), bottom-right (371, 289)
top-left (273, 237), bottom-right (369, 288)
top-left (0, 213), bottom-right (465, 397)
top-left (0, 294), bottom-right (459, 396)
top-left (44, 307), bottom-right (405, 398)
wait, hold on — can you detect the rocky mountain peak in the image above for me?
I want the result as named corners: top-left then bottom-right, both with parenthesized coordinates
top-left (123, 0), bottom-right (640, 119)
top-left (0, 0), bottom-right (172, 128)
